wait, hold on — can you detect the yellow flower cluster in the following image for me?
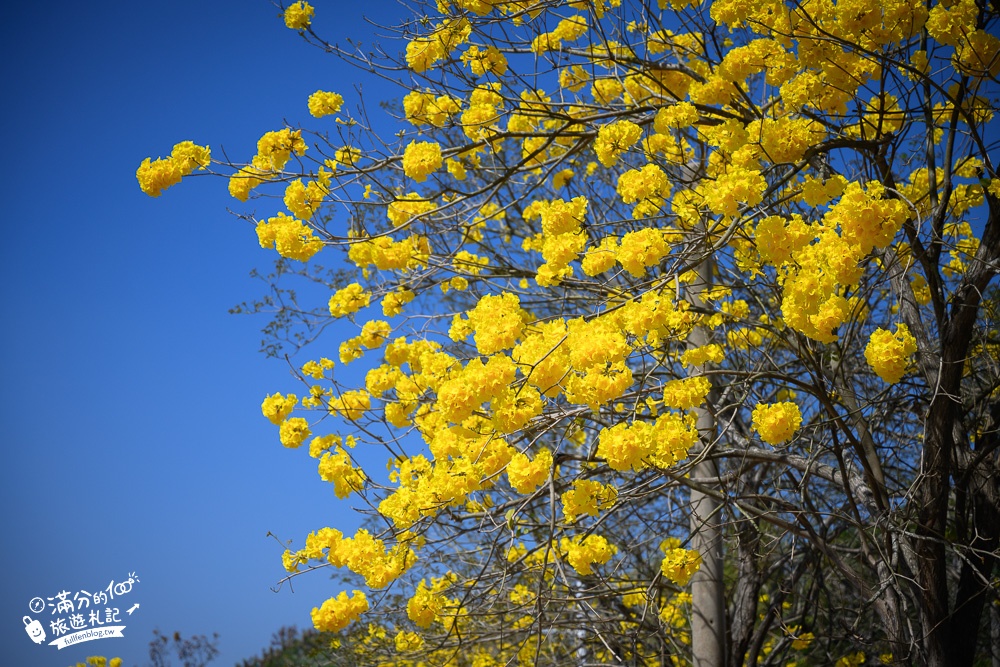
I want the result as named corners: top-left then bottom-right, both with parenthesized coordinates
top-left (564, 360), bottom-right (634, 411)
top-left (335, 145), bottom-right (360, 167)
top-left (311, 590), bottom-right (368, 633)
top-left (702, 167), bottom-right (767, 217)
top-left (380, 427), bottom-right (512, 528)
top-left (402, 141), bottom-right (443, 182)
top-left (71, 657), bottom-right (123, 667)
top-left (395, 630), bottom-right (424, 652)
top-left (255, 212), bottom-right (323, 262)
top-left (506, 447), bottom-right (552, 493)
top-left (359, 320), bottom-right (391, 349)
top-left (407, 574), bottom-right (457, 628)
top-left (403, 91), bottom-right (461, 127)
top-left (565, 314), bottom-right (628, 371)
top-left (348, 234), bottom-right (431, 272)
top-left (136, 141), bottom-right (211, 197)
top-left (754, 215), bottom-right (812, 266)
top-left (461, 44), bottom-right (508, 76)
top-left (283, 1), bottom-right (314, 30)
top-left (747, 116), bottom-right (825, 164)
top-left (406, 18), bottom-right (471, 72)
top-left (491, 384), bottom-right (544, 433)
top-left (954, 30), bottom-right (1000, 78)
top-left (287, 526), bottom-right (415, 590)
top-left (681, 343), bottom-right (725, 367)
top-left (307, 90), bottom-right (343, 118)
top-left (463, 292), bottom-right (530, 355)
top-left (594, 120), bottom-right (642, 167)
top-left (382, 288), bottom-right (416, 317)
top-left (228, 129), bottom-right (307, 202)
top-left (461, 83), bottom-right (504, 141)
top-left (787, 626), bottom-right (815, 650)
top-left (617, 163), bottom-right (671, 218)
top-left (261, 392), bottom-right (297, 425)
top-left (660, 538), bottom-right (701, 586)
top-left (654, 102), bottom-right (699, 131)
top-left (717, 38), bottom-right (797, 86)
top-left (616, 228), bottom-right (671, 276)
top-left (581, 236), bottom-right (619, 276)
top-left (279, 417), bottom-right (311, 448)
top-left (522, 196), bottom-right (590, 285)
top-left (751, 401), bottom-right (802, 445)
top-left (561, 480), bottom-right (618, 522)
top-left (532, 15), bottom-right (589, 54)
top-left (256, 128), bottom-right (308, 172)
top-left (328, 283), bottom-right (371, 318)
top-left (779, 232), bottom-right (863, 342)
top-left (662, 376), bottom-right (712, 409)
top-left (317, 446), bottom-right (367, 498)
top-left (836, 652), bottom-right (867, 667)
top-left (865, 323), bottom-right (917, 383)
top-left (826, 181), bottom-right (908, 254)
top-left (597, 414), bottom-right (697, 472)
top-left (387, 193), bottom-right (437, 227)
top-left (328, 389), bottom-right (371, 421)
top-left (284, 176), bottom-right (328, 221)
top-left (800, 175), bottom-right (847, 207)
top-left (510, 320), bottom-right (569, 396)
top-left (552, 168), bottom-right (574, 189)
top-left (560, 534), bottom-right (617, 575)
top-left (592, 78), bottom-right (624, 104)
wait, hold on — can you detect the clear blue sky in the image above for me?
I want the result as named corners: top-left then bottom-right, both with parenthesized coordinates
top-left (1, 2), bottom-right (407, 665)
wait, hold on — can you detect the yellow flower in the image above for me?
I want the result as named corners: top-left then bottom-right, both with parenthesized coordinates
top-left (662, 376), bottom-right (712, 410)
top-left (395, 631), bottom-right (424, 653)
top-left (836, 652), bottom-right (866, 667)
top-left (255, 212), bottom-right (323, 262)
top-left (552, 169), bottom-right (574, 189)
top-left (328, 283), bottom-right (370, 318)
top-left (318, 447), bottom-right (367, 498)
top-left (279, 417), bottom-right (311, 448)
top-left (170, 141), bottom-right (211, 174)
top-left (465, 292), bottom-right (529, 355)
top-left (329, 390), bottom-right (371, 421)
top-left (560, 534), bottom-right (617, 575)
top-left (594, 120), bottom-right (642, 167)
top-left (311, 590), bottom-right (368, 633)
top-left (256, 128), bottom-right (307, 171)
top-left (261, 393), bottom-right (297, 424)
top-left (136, 157), bottom-right (182, 198)
top-left (335, 145), bottom-right (360, 167)
top-left (307, 90), bottom-right (344, 117)
top-left (865, 323), bottom-right (917, 383)
top-left (506, 447), bottom-right (552, 493)
top-left (790, 630), bottom-right (814, 650)
top-left (359, 320), bottom-right (391, 349)
top-left (382, 288), bottom-right (415, 316)
top-left (460, 44), bottom-right (508, 76)
top-left (402, 141), bottom-right (443, 182)
top-left (561, 480), bottom-right (618, 522)
top-left (660, 540), bottom-right (701, 585)
top-left (283, 1), bottom-right (314, 30)
top-left (751, 401), bottom-right (802, 445)
top-left (283, 179), bottom-right (325, 221)
top-left (387, 193), bottom-right (436, 227)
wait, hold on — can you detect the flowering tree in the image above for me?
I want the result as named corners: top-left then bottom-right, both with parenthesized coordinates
top-left (139, 0), bottom-right (1000, 664)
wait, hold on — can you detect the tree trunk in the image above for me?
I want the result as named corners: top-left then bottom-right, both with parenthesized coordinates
top-left (688, 252), bottom-right (727, 666)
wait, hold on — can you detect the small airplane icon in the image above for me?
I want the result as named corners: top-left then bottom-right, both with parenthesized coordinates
top-left (126, 604), bottom-right (140, 615)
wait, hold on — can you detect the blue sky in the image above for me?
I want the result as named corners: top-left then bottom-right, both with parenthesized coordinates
top-left (1, 2), bottom-right (408, 665)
